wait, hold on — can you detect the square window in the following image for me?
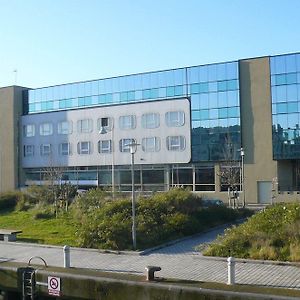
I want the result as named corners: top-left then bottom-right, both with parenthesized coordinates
top-left (98, 140), bottom-right (112, 153)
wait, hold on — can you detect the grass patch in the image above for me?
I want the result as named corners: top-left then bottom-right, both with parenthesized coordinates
top-left (0, 210), bottom-right (78, 246)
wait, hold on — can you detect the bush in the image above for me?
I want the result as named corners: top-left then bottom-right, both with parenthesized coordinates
top-left (76, 188), bottom-right (247, 250)
top-left (0, 191), bottom-right (28, 211)
top-left (203, 203), bottom-right (300, 261)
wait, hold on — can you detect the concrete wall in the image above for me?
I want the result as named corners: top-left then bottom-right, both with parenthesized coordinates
top-left (239, 57), bottom-right (278, 204)
top-left (0, 86), bottom-right (25, 192)
top-left (22, 98), bottom-right (191, 168)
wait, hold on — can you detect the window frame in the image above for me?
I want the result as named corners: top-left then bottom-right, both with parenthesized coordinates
top-left (39, 122), bottom-right (53, 136)
top-left (77, 141), bottom-right (92, 155)
top-left (98, 140), bottom-right (112, 154)
top-left (24, 145), bottom-right (34, 157)
top-left (119, 115), bottom-right (136, 130)
top-left (119, 138), bottom-right (136, 152)
top-left (142, 137), bottom-right (160, 152)
top-left (166, 136), bottom-right (186, 151)
top-left (59, 142), bottom-right (72, 156)
top-left (23, 124), bottom-right (35, 137)
top-left (77, 119), bottom-right (93, 133)
top-left (165, 111), bottom-right (185, 127)
top-left (58, 121), bottom-right (73, 135)
top-left (141, 113), bottom-right (160, 129)
top-left (40, 143), bottom-right (52, 156)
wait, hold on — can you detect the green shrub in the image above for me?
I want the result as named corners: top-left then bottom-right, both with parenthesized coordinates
top-left (204, 203), bottom-right (300, 261)
top-left (0, 191), bottom-right (28, 211)
top-left (76, 188), bottom-right (247, 250)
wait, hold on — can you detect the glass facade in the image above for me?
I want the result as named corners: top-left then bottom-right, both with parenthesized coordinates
top-left (28, 61), bottom-right (241, 162)
top-left (270, 53), bottom-right (300, 159)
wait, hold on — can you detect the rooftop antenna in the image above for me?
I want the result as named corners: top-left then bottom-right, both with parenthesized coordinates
top-left (13, 69), bottom-right (17, 85)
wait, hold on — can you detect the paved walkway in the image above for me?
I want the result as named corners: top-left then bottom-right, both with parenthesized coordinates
top-left (1, 224), bottom-right (300, 289)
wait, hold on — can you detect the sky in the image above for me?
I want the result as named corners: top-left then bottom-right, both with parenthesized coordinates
top-left (0, 0), bottom-right (300, 88)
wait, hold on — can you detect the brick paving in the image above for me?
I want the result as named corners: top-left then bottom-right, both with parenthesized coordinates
top-left (0, 224), bottom-right (300, 289)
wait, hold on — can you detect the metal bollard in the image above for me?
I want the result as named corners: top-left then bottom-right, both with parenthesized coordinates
top-left (227, 256), bottom-right (235, 285)
top-left (63, 245), bottom-right (71, 268)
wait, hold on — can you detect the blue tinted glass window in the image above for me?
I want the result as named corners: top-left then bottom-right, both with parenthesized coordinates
top-left (159, 87), bottom-right (166, 98)
top-left (46, 101), bottom-right (53, 110)
top-left (208, 82), bottom-right (217, 92)
top-left (192, 110), bottom-right (201, 120)
top-left (217, 81), bottom-right (227, 92)
top-left (199, 110), bottom-right (209, 120)
top-left (287, 113), bottom-right (299, 128)
top-left (286, 73), bottom-right (297, 84)
top-left (99, 95), bottom-right (106, 104)
top-left (175, 85), bottom-right (184, 96)
top-left (218, 92), bottom-right (227, 107)
top-left (216, 63), bottom-right (226, 80)
top-left (191, 95), bottom-right (200, 109)
top-left (128, 91), bottom-right (135, 101)
top-left (228, 107), bottom-right (239, 118)
top-left (106, 93), bottom-right (113, 103)
top-left (227, 80), bottom-right (238, 90)
top-left (166, 86), bottom-right (175, 97)
top-left (276, 86), bottom-right (287, 101)
top-left (150, 88), bottom-right (159, 99)
top-left (65, 99), bottom-right (72, 108)
top-left (208, 64), bottom-right (217, 81)
top-left (219, 107), bottom-right (228, 118)
top-left (227, 91), bottom-right (239, 106)
top-left (199, 83), bottom-right (209, 93)
top-left (189, 67), bottom-right (199, 83)
top-left (120, 92), bottom-right (128, 102)
top-left (199, 94), bottom-right (209, 109)
top-left (29, 103), bottom-right (35, 112)
top-left (288, 102), bottom-right (298, 113)
top-left (286, 54), bottom-right (297, 73)
top-left (275, 56), bottom-right (286, 74)
top-left (143, 89), bottom-right (151, 99)
top-left (277, 114), bottom-right (288, 128)
top-left (287, 85), bottom-right (298, 101)
top-left (190, 83), bottom-right (200, 94)
top-left (275, 74), bottom-right (286, 85)
top-left (85, 97), bottom-right (92, 106)
top-left (277, 103), bottom-right (288, 113)
top-left (226, 62), bottom-right (238, 79)
top-left (41, 102), bottom-right (47, 110)
top-left (209, 93), bottom-right (218, 108)
top-left (209, 109), bottom-right (218, 119)
top-left (78, 97), bottom-right (85, 106)
top-left (199, 66), bottom-right (208, 82)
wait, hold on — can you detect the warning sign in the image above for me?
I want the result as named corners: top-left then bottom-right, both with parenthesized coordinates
top-left (48, 276), bottom-right (61, 296)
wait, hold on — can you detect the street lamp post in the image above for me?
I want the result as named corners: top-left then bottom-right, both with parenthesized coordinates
top-left (128, 141), bottom-right (139, 250)
top-left (99, 121), bottom-right (114, 197)
top-left (240, 147), bottom-right (245, 208)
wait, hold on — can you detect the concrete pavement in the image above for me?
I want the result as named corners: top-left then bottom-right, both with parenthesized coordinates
top-left (0, 224), bottom-right (300, 289)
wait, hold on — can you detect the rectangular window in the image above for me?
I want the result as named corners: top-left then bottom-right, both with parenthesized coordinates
top-left (119, 138), bottom-right (135, 152)
top-left (119, 115), bottom-right (136, 130)
top-left (23, 124), bottom-right (35, 137)
top-left (166, 136), bottom-right (186, 151)
top-left (141, 113), bottom-right (160, 129)
top-left (97, 117), bottom-right (113, 132)
top-left (98, 140), bottom-right (112, 153)
top-left (77, 141), bottom-right (92, 154)
top-left (40, 144), bottom-right (52, 156)
top-left (165, 111), bottom-right (185, 127)
top-left (142, 137), bottom-right (160, 152)
top-left (24, 145), bottom-right (34, 157)
top-left (77, 119), bottom-right (93, 133)
top-left (59, 143), bottom-right (71, 155)
top-left (39, 123), bottom-right (53, 136)
top-left (58, 121), bottom-right (72, 134)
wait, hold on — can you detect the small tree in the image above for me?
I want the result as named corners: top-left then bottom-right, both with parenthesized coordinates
top-left (218, 137), bottom-right (241, 208)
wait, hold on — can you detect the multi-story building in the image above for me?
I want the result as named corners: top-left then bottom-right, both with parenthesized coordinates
top-left (1, 52), bottom-right (300, 204)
